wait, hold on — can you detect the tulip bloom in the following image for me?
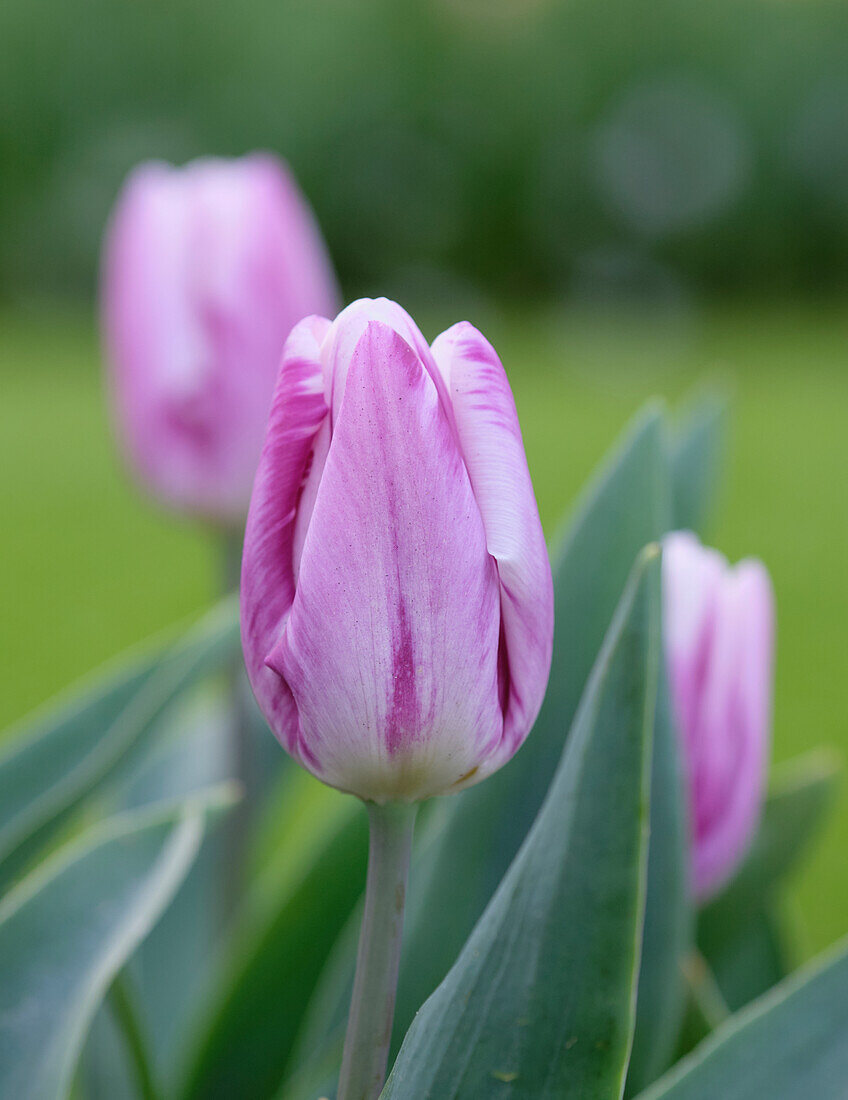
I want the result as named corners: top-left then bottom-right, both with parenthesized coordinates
top-left (241, 298), bottom-right (554, 803)
top-left (102, 154), bottom-right (339, 523)
top-left (663, 531), bottom-right (775, 901)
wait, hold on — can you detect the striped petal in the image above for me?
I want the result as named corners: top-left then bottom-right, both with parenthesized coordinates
top-left (693, 559), bottom-right (774, 899)
top-left (266, 321), bottom-right (503, 800)
top-left (321, 297), bottom-right (453, 429)
top-left (662, 531), bottom-right (726, 748)
top-left (431, 322), bottom-right (554, 763)
top-left (240, 315), bottom-right (331, 759)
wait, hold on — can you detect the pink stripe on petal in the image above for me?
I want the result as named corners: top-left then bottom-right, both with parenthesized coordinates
top-left (267, 321), bottom-right (503, 801)
top-left (431, 322), bottom-right (554, 764)
top-left (240, 315), bottom-right (331, 761)
top-left (322, 298), bottom-right (456, 433)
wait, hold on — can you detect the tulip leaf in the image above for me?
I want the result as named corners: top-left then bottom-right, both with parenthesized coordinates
top-left (80, 686), bottom-right (244, 1094)
top-left (0, 789), bottom-right (233, 1100)
top-left (0, 652), bottom-right (162, 869)
top-left (669, 390), bottom-right (727, 535)
top-left (282, 404), bottom-right (690, 1095)
top-left (382, 546), bottom-right (661, 1098)
top-left (697, 906), bottom-right (787, 1020)
top-left (637, 938), bottom-right (848, 1100)
top-left (178, 777), bottom-right (368, 1100)
top-left (281, 911), bottom-right (360, 1100)
top-left (696, 750), bottom-right (840, 1012)
top-left (625, 662), bottom-right (692, 1095)
top-left (0, 598), bottom-right (240, 889)
top-left (392, 404), bottom-right (670, 1037)
top-left (626, 391), bottom-right (728, 1089)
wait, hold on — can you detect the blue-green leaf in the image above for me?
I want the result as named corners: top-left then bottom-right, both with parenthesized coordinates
top-left (0, 599), bottom-right (240, 889)
top-left (382, 547), bottom-right (661, 1098)
top-left (178, 776), bottom-right (367, 1100)
top-left (392, 404), bottom-right (670, 1042)
top-left (283, 405), bottom-right (680, 1096)
top-left (669, 390), bottom-right (727, 535)
top-left (0, 789), bottom-right (233, 1100)
top-left (638, 938), bottom-right (848, 1100)
top-left (625, 662), bottom-right (691, 1094)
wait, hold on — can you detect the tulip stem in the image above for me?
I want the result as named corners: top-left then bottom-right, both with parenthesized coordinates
top-left (338, 800), bottom-right (418, 1100)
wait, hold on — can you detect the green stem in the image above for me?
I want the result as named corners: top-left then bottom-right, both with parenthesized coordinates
top-left (338, 801), bottom-right (418, 1100)
top-left (109, 972), bottom-right (160, 1100)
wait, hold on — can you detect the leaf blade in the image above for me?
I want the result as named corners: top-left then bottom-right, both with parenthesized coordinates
top-left (0, 793), bottom-right (228, 1100)
top-left (625, 663), bottom-right (691, 1094)
top-left (178, 781), bottom-right (368, 1100)
top-left (0, 599), bottom-right (240, 888)
top-left (382, 547), bottom-right (661, 1099)
top-left (392, 404), bottom-right (670, 1042)
top-left (639, 938), bottom-right (848, 1100)
top-left (669, 391), bottom-right (728, 535)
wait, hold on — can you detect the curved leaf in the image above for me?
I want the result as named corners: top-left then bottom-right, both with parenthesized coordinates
top-left (0, 791), bottom-right (232, 1100)
top-left (382, 547), bottom-right (661, 1099)
top-left (669, 391), bottom-right (727, 535)
top-left (178, 777), bottom-right (367, 1100)
top-left (392, 404), bottom-right (670, 1039)
top-left (0, 599), bottom-right (240, 889)
top-left (639, 938), bottom-right (848, 1100)
top-left (625, 663), bottom-right (691, 1094)
top-left (283, 404), bottom-right (680, 1096)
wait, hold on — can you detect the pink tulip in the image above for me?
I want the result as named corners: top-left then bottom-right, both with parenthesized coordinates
top-left (101, 153), bottom-right (340, 524)
top-left (663, 531), bottom-right (775, 902)
top-left (240, 298), bottom-right (554, 803)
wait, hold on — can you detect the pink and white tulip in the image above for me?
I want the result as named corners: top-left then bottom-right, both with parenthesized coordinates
top-left (663, 531), bottom-right (775, 902)
top-left (241, 298), bottom-right (554, 803)
top-left (101, 153), bottom-right (340, 524)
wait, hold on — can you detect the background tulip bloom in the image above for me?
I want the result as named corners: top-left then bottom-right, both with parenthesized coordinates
top-left (663, 531), bottom-right (775, 902)
top-left (102, 153), bottom-right (340, 524)
top-left (241, 298), bottom-right (554, 804)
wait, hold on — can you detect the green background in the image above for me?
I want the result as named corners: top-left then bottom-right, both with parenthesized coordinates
top-left (2, 303), bottom-right (845, 958)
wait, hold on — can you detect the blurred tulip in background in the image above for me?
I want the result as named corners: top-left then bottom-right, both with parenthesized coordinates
top-left (663, 530), bottom-right (775, 901)
top-left (101, 153), bottom-right (339, 525)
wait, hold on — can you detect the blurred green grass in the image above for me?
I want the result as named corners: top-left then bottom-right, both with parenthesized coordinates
top-left (1, 303), bottom-right (846, 958)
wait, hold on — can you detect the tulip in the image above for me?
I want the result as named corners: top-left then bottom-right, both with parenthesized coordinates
top-left (241, 297), bottom-right (554, 1099)
top-left (241, 298), bottom-right (554, 804)
top-left (663, 531), bottom-right (775, 902)
top-left (101, 153), bottom-right (340, 525)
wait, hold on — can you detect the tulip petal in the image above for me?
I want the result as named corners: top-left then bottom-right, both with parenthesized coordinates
top-left (321, 298), bottom-right (454, 430)
top-left (240, 315), bottom-right (331, 758)
top-left (693, 560), bottom-right (774, 898)
top-left (662, 531), bottom-right (726, 746)
top-left (431, 322), bottom-right (554, 762)
top-left (102, 156), bottom-right (339, 522)
top-left (267, 322), bottom-right (503, 801)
